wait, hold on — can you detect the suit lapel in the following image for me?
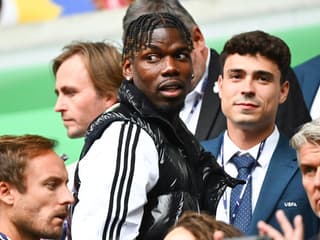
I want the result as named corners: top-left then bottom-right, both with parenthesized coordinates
top-left (295, 57), bottom-right (320, 109)
top-left (302, 76), bottom-right (319, 109)
top-left (248, 134), bottom-right (298, 233)
top-left (195, 49), bottom-right (222, 140)
top-left (201, 132), bottom-right (224, 158)
top-left (305, 76), bottom-right (320, 109)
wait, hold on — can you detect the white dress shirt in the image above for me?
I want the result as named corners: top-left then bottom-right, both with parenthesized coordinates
top-left (310, 86), bottom-right (320, 119)
top-left (215, 127), bottom-right (279, 223)
top-left (179, 50), bottom-right (211, 134)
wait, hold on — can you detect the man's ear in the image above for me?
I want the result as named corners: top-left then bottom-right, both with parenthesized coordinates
top-left (217, 74), bottom-right (223, 99)
top-left (103, 93), bottom-right (118, 108)
top-left (191, 26), bottom-right (206, 49)
top-left (279, 80), bottom-right (289, 104)
top-left (0, 182), bottom-right (15, 205)
top-left (122, 58), bottom-right (133, 81)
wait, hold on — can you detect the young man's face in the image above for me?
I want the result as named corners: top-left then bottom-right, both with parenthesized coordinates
top-left (123, 27), bottom-right (193, 114)
top-left (10, 150), bottom-right (74, 239)
top-left (299, 142), bottom-right (320, 217)
top-left (54, 54), bottom-right (111, 138)
top-left (218, 53), bottom-right (289, 131)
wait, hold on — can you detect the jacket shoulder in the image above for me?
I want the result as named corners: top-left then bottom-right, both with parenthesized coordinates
top-left (200, 132), bottom-right (224, 156)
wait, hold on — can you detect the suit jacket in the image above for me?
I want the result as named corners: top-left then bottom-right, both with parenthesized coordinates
top-left (194, 49), bottom-right (311, 140)
top-left (201, 132), bottom-right (320, 239)
top-left (195, 49), bottom-right (226, 140)
top-left (294, 55), bottom-right (320, 110)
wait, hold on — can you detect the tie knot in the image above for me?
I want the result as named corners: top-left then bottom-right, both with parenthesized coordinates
top-left (232, 153), bottom-right (255, 170)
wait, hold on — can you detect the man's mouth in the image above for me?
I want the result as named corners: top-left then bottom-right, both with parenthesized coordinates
top-left (234, 101), bottom-right (259, 110)
top-left (54, 212), bottom-right (68, 221)
top-left (159, 80), bottom-right (184, 98)
top-left (63, 118), bottom-right (74, 124)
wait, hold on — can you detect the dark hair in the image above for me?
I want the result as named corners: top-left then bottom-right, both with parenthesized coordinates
top-left (123, 0), bottom-right (197, 38)
top-left (0, 134), bottom-right (57, 193)
top-left (167, 211), bottom-right (243, 240)
top-left (122, 12), bottom-right (193, 61)
top-left (220, 30), bottom-right (291, 83)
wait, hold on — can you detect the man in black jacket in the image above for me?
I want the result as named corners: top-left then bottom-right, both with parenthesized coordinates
top-left (123, 0), bottom-right (311, 140)
top-left (69, 12), bottom-right (239, 239)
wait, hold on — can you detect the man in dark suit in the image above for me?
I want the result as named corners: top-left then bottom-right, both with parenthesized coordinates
top-left (294, 55), bottom-right (320, 120)
top-left (201, 30), bottom-right (319, 238)
top-left (122, 0), bottom-right (310, 140)
top-left (258, 118), bottom-right (320, 240)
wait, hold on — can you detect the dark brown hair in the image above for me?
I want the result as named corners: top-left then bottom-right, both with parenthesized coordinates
top-left (0, 134), bottom-right (57, 192)
top-left (220, 30), bottom-right (291, 84)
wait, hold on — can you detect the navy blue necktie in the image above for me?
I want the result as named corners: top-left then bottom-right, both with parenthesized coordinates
top-left (230, 153), bottom-right (255, 233)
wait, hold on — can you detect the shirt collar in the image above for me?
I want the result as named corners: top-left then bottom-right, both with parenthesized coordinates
top-left (222, 126), bottom-right (279, 166)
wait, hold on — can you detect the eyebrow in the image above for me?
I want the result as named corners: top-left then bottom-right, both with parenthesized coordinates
top-left (227, 69), bottom-right (243, 73)
top-left (227, 69), bottom-right (274, 78)
top-left (143, 44), bottom-right (161, 51)
top-left (145, 42), bottom-right (190, 51)
top-left (55, 86), bottom-right (77, 94)
top-left (254, 70), bottom-right (274, 77)
top-left (299, 163), bottom-right (316, 171)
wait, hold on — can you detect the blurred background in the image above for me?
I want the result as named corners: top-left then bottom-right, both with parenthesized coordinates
top-left (1, 0), bottom-right (320, 164)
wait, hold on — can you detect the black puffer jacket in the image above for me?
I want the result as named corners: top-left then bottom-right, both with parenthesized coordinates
top-left (81, 81), bottom-right (240, 239)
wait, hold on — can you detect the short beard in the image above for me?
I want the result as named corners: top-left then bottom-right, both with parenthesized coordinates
top-left (156, 102), bottom-right (184, 122)
top-left (19, 225), bottom-right (62, 240)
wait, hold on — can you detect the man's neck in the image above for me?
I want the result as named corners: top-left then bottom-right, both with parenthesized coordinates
top-left (226, 123), bottom-right (275, 150)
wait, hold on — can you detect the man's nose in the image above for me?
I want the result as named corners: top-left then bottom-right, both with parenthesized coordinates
top-left (314, 167), bottom-right (320, 187)
top-left (162, 57), bottom-right (179, 75)
top-left (241, 78), bottom-right (255, 96)
top-left (54, 96), bottom-right (65, 112)
top-left (63, 186), bottom-right (75, 204)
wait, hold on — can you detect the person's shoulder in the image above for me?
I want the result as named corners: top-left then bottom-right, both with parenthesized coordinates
top-left (201, 137), bottom-right (219, 146)
top-left (274, 132), bottom-right (298, 160)
top-left (296, 55), bottom-right (320, 68)
top-left (308, 231), bottom-right (320, 240)
top-left (209, 47), bottom-right (219, 56)
top-left (294, 55), bottom-right (320, 75)
top-left (200, 132), bottom-right (223, 152)
top-left (277, 132), bottom-right (293, 149)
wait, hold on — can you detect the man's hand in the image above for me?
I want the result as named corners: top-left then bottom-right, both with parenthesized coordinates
top-left (257, 210), bottom-right (304, 240)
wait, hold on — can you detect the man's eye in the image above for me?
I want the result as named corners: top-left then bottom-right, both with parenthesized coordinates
top-left (302, 166), bottom-right (316, 176)
top-left (60, 88), bottom-right (77, 97)
top-left (176, 53), bottom-right (189, 60)
top-left (257, 76), bottom-right (271, 82)
top-left (146, 54), bottom-right (159, 62)
top-left (45, 181), bottom-right (58, 190)
top-left (66, 90), bottom-right (76, 96)
top-left (230, 74), bottom-right (241, 80)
